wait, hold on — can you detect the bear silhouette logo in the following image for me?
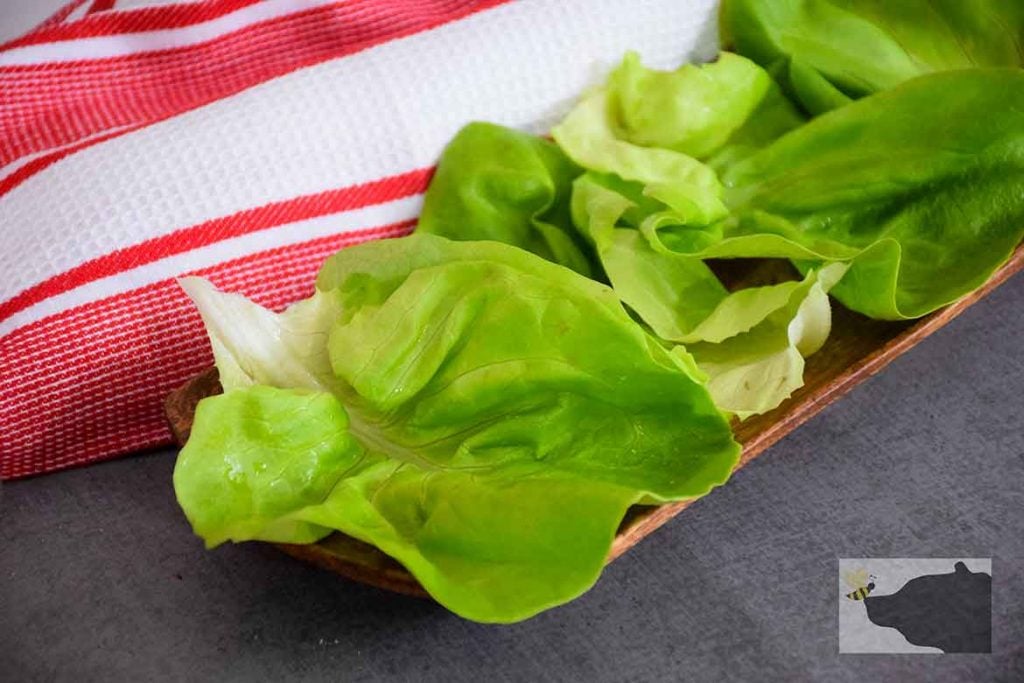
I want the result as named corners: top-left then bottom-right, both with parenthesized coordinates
top-left (838, 558), bottom-right (992, 654)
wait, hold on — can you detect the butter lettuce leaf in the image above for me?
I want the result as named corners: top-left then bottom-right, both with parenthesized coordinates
top-left (178, 278), bottom-right (342, 393)
top-left (569, 174), bottom-right (845, 416)
top-left (417, 122), bottom-right (592, 276)
top-left (721, 0), bottom-right (1024, 114)
top-left (569, 172), bottom-right (727, 340)
top-left (176, 385), bottom-right (642, 623)
top-left (551, 87), bottom-right (727, 226)
top-left (606, 51), bottom-right (804, 167)
top-left (548, 51), bottom-right (802, 222)
top-left (685, 263), bottom-right (845, 418)
top-left (175, 234), bottom-right (739, 623)
top-left (590, 68), bottom-right (1024, 321)
top-left (722, 69), bottom-right (1024, 319)
top-left (174, 387), bottom-right (362, 547)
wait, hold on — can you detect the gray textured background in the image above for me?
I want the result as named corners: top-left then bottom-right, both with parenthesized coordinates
top-left (3, 272), bottom-right (1022, 682)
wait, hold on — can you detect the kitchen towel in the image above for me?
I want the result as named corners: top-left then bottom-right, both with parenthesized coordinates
top-left (0, 0), bottom-right (719, 478)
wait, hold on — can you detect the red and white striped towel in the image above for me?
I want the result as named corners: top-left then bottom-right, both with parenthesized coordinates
top-left (0, 0), bottom-right (719, 479)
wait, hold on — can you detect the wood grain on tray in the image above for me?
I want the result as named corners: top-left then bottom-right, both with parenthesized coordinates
top-left (165, 246), bottom-right (1024, 599)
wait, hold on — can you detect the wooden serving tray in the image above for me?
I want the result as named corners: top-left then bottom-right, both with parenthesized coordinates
top-left (165, 247), bottom-right (1024, 598)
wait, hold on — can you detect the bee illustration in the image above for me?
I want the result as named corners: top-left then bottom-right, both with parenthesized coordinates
top-left (843, 568), bottom-right (877, 601)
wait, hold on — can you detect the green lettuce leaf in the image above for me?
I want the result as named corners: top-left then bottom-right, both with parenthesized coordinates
top-left (721, 0), bottom-right (1024, 114)
top-left (551, 87), bottom-right (727, 226)
top-left (175, 234), bottom-right (740, 623)
top-left (174, 387), bottom-right (361, 547)
top-left (548, 51), bottom-right (802, 230)
top-left (685, 263), bottom-right (846, 418)
top-left (178, 278), bottom-right (343, 393)
top-left (591, 68), bottom-right (1024, 321)
top-left (570, 173), bottom-right (727, 340)
top-left (417, 122), bottom-right (593, 276)
top-left (722, 68), bottom-right (1024, 319)
top-left (569, 174), bottom-right (845, 416)
top-left (606, 51), bottom-right (804, 167)
top-left (176, 385), bottom-right (643, 623)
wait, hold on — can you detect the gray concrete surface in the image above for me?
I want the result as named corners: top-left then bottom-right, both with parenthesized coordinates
top-left (4, 271), bottom-right (1022, 682)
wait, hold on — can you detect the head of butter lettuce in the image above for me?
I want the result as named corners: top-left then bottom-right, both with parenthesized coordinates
top-left (419, 59), bottom-right (1024, 418)
top-left (175, 13), bottom-right (1024, 623)
top-left (174, 234), bottom-right (741, 623)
